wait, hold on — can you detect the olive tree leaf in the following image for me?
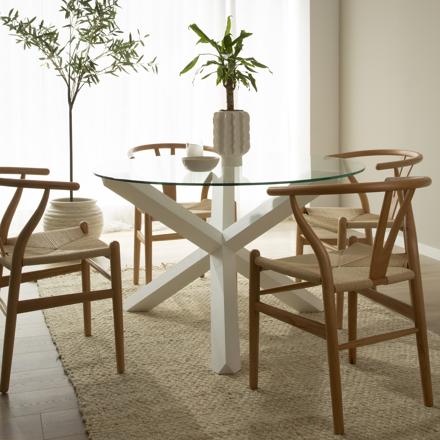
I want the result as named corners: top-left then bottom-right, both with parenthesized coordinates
top-left (0, 0), bottom-right (157, 195)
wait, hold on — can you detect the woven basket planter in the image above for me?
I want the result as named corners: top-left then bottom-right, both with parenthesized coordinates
top-left (43, 197), bottom-right (104, 238)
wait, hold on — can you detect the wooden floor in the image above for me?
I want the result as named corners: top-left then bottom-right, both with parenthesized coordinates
top-left (0, 285), bottom-right (87, 440)
top-left (1, 223), bottom-right (439, 439)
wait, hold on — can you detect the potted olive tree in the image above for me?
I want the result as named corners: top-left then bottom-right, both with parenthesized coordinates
top-left (180, 16), bottom-right (270, 166)
top-left (1, 0), bottom-right (157, 237)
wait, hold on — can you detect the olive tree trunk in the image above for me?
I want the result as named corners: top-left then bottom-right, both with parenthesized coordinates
top-left (68, 100), bottom-right (74, 202)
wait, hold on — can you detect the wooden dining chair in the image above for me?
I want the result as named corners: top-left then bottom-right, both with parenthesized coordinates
top-left (296, 149), bottom-right (423, 328)
top-left (0, 167), bottom-right (124, 393)
top-left (249, 176), bottom-right (433, 435)
top-left (128, 143), bottom-right (214, 284)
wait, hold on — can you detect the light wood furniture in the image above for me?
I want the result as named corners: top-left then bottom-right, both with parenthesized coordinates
top-left (297, 149), bottom-right (423, 328)
top-left (249, 176), bottom-right (433, 435)
top-left (0, 167), bottom-right (124, 393)
top-left (128, 143), bottom-right (214, 284)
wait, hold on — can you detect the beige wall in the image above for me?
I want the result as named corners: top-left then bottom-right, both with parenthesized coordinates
top-left (340, 0), bottom-right (440, 250)
top-left (310, 0), bottom-right (340, 206)
top-left (310, 0), bottom-right (340, 158)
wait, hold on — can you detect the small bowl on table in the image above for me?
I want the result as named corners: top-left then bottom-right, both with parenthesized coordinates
top-left (182, 155), bottom-right (219, 172)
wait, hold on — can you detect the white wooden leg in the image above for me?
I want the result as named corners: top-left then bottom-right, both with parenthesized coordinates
top-left (224, 193), bottom-right (322, 312)
top-left (101, 177), bottom-right (324, 375)
top-left (125, 248), bottom-right (210, 312)
top-left (210, 245), bottom-right (241, 373)
top-left (210, 181), bottom-right (241, 373)
top-left (224, 194), bottom-right (315, 251)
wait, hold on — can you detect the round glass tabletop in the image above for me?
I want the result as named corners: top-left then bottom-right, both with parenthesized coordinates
top-left (95, 154), bottom-right (365, 187)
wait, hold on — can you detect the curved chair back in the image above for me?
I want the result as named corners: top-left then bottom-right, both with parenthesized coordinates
top-left (127, 143), bottom-right (214, 200)
top-left (328, 149), bottom-right (423, 219)
top-left (329, 149), bottom-right (422, 173)
top-left (0, 167), bottom-right (51, 252)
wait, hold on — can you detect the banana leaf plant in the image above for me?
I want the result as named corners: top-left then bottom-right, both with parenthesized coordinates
top-left (180, 16), bottom-right (271, 111)
top-left (1, 0), bottom-right (157, 201)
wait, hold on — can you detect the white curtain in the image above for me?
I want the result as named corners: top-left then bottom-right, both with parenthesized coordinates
top-left (0, 0), bottom-right (310, 232)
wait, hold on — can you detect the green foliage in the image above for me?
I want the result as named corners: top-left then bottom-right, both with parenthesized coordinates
top-left (1, 0), bottom-right (157, 107)
top-left (180, 16), bottom-right (270, 108)
top-left (1, 1), bottom-right (157, 198)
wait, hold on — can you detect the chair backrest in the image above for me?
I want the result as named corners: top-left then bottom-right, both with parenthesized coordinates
top-left (127, 143), bottom-right (214, 201)
top-left (0, 167), bottom-right (52, 246)
top-left (0, 167), bottom-right (78, 260)
top-left (268, 176), bottom-right (431, 288)
top-left (329, 149), bottom-right (423, 219)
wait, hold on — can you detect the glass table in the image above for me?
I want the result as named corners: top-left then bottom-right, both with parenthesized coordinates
top-left (96, 155), bottom-right (364, 374)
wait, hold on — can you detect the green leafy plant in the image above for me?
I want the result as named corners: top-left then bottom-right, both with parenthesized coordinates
top-left (1, 0), bottom-right (157, 200)
top-left (180, 16), bottom-right (270, 112)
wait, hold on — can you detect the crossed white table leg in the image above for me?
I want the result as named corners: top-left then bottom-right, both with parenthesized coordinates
top-left (102, 177), bottom-right (323, 374)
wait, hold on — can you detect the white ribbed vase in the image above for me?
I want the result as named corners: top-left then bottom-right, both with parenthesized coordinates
top-left (43, 198), bottom-right (104, 238)
top-left (213, 110), bottom-right (250, 166)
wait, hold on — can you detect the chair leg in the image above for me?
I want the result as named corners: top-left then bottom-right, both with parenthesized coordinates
top-left (295, 227), bottom-right (305, 283)
top-left (347, 291), bottom-right (357, 364)
top-left (133, 207), bottom-right (141, 285)
top-left (199, 218), bottom-right (208, 279)
top-left (409, 277), bottom-right (433, 406)
top-left (81, 259), bottom-right (92, 337)
top-left (323, 286), bottom-right (344, 435)
top-left (144, 214), bottom-right (153, 284)
top-left (295, 225), bottom-right (304, 256)
top-left (1, 269), bottom-right (21, 394)
top-left (249, 250), bottom-right (261, 390)
top-left (336, 220), bottom-right (347, 330)
top-left (110, 241), bottom-right (125, 374)
top-left (336, 292), bottom-right (344, 330)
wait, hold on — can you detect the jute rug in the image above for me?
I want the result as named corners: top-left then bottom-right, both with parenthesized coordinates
top-left (38, 269), bottom-right (440, 440)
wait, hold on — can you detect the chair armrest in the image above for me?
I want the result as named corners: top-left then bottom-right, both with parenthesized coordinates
top-left (0, 167), bottom-right (50, 176)
top-left (0, 177), bottom-right (79, 191)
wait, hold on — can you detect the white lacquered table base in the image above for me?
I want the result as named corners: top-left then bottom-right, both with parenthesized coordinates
top-left (102, 177), bottom-right (323, 374)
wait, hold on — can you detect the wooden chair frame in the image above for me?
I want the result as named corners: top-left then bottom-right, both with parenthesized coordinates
top-left (0, 167), bottom-right (124, 393)
top-left (249, 176), bottom-right (433, 435)
top-left (128, 143), bottom-right (214, 284)
top-left (296, 149), bottom-right (423, 328)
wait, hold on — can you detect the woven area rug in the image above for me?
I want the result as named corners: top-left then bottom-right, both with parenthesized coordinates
top-left (38, 269), bottom-right (440, 440)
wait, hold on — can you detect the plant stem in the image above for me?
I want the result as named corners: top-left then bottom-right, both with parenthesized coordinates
top-left (226, 79), bottom-right (234, 111)
top-left (68, 101), bottom-right (74, 202)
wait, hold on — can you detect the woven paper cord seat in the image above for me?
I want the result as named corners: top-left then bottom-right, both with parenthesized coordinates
top-left (305, 207), bottom-right (393, 234)
top-left (0, 226), bottom-right (109, 268)
top-left (256, 242), bottom-right (414, 292)
top-left (180, 198), bottom-right (212, 219)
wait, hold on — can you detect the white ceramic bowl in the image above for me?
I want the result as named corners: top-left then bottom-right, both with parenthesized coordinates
top-left (182, 156), bottom-right (219, 172)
